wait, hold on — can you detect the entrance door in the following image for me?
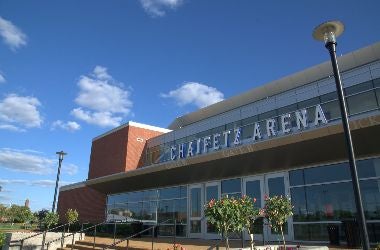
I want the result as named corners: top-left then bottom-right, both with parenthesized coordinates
top-left (204, 182), bottom-right (221, 239)
top-left (189, 184), bottom-right (203, 238)
top-left (264, 172), bottom-right (293, 241)
top-left (243, 176), bottom-right (264, 242)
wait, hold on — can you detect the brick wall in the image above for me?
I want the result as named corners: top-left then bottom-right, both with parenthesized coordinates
top-left (57, 186), bottom-right (106, 223)
top-left (88, 124), bottom-right (166, 179)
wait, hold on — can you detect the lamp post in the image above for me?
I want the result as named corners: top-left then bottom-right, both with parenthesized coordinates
top-left (313, 20), bottom-right (370, 249)
top-left (52, 151), bottom-right (67, 213)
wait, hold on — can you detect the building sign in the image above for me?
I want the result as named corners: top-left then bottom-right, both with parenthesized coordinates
top-left (170, 104), bottom-right (328, 161)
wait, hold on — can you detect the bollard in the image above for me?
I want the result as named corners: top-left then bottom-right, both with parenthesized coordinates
top-left (113, 222), bottom-right (116, 244)
top-left (151, 227), bottom-right (155, 250)
top-left (41, 231), bottom-right (47, 250)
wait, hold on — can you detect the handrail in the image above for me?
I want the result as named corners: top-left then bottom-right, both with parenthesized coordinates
top-left (9, 222), bottom-right (71, 249)
top-left (102, 219), bottom-right (172, 250)
top-left (44, 220), bottom-right (107, 249)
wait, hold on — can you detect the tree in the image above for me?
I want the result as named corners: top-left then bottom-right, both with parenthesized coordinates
top-left (65, 209), bottom-right (79, 232)
top-left (264, 195), bottom-right (293, 250)
top-left (43, 212), bottom-right (59, 229)
top-left (0, 204), bottom-right (7, 222)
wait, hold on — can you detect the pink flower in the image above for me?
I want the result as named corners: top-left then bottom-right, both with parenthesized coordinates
top-left (253, 197), bottom-right (257, 203)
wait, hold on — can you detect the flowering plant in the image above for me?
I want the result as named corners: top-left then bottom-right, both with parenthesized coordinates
top-left (264, 195), bottom-right (293, 249)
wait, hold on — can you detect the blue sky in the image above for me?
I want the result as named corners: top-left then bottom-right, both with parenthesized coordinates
top-left (0, 0), bottom-right (379, 211)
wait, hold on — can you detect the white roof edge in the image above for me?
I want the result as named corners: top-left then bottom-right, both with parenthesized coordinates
top-left (59, 181), bottom-right (86, 192)
top-left (168, 41), bottom-right (380, 129)
top-left (93, 121), bottom-right (171, 141)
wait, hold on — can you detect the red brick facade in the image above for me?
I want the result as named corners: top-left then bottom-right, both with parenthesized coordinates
top-left (58, 123), bottom-right (168, 223)
top-left (57, 186), bottom-right (106, 223)
top-left (88, 124), bottom-right (165, 179)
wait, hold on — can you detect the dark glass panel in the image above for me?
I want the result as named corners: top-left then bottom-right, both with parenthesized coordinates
top-left (367, 223), bottom-right (380, 243)
top-left (360, 179), bottom-right (380, 220)
top-left (374, 78), bottom-right (380, 87)
top-left (358, 158), bottom-right (380, 178)
top-left (158, 200), bottom-right (174, 223)
top-left (289, 169), bottom-right (304, 186)
top-left (221, 178), bottom-right (241, 194)
top-left (242, 123), bottom-right (254, 140)
top-left (128, 202), bottom-right (143, 220)
top-left (294, 223), bottom-right (345, 241)
top-left (190, 188), bottom-right (201, 217)
top-left (259, 110), bottom-right (277, 120)
top-left (160, 186), bottom-right (185, 199)
top-left (108, 193), bottom-right (128, 205)
top-left (304, 163), bottom-right (351, 184)
top-left (345, 81), bottom-right (373, 95)
top-left (158, 225), bottom-right (174, 236)
top-left (267, 177), bottom-right (285, 197)
top-left (174, 198), bottom-right (187, 223)
top-left (291, 187), bottom-right (307, 222)
top-left (347, 91), bottom-right (378, 114)
top-left (278, 104), bottom-right (297, 115)
top-left (206, 185), bottom-right (218, 202)
top-left (245, 180), bottom-right (261, 208)
top-left (321, 100), bottom-right (340, 120)
top-left (320, 92), bottom-right (338, 102)
top-left (297, 97), bottom-right (319, 109)
top-left (305, 182), bottom-right (355, 221)
top-left (376, 89), bottom-right (380, 106)
top-left (141, 201), bottom-right (157, 220)
top-left (241, 115), bottom-right (258, 125)
top-left (226, 120), bottom-right (242, 130)
top-left (190, 220), bottom-right (201, 233)
top-left (293, 224), bottom-right (309, 240)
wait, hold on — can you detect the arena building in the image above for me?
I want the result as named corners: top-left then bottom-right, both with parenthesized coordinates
top-left (57, 42), bottom-right (380, 243)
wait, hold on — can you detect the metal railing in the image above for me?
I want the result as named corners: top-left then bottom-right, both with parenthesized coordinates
top-left (102, 219), bottom-right (173, 250)
top-left (9, 222), bottom-right (71, 250)
top-left (43, 220), bottom-right (107, 250)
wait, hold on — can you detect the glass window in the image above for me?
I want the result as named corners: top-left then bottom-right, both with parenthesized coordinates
top-left (241, 116), bottom-right (258, 126)
top-left (158, 199), bottom-right (174, 222)
top-left (298, 97), bottom-right (319, 109)
top-left (221, 178), bottom-right (241, 195)
top-left (259, 110), bottom-right (277, 120)
top-left (289, 169), bottom-right (305, 186)
top-left (245, 180), bottom-right (261, 208)
top-left (321, 100), bottom-right (340, 120)
top-left (345, 81), bottom-right (373, 95)
top-left (291, 187), bottom-right (307, 222)
top-left (358, 158), bottom-right (380, 178)
top-left (376, 89), bottom-right (380, 107)
top-left (174, 198), bottom-right (187, 223)
top-left (226, 120), bottom-right (242, 131)
top-left (206, 185), bottom-right (218, 202)
top-left (267, 177), bottom-right (285, 197)
top-left (320, 92), bottom-right (338, 103)
top-left (347, 91), bottom-right (378, 114)
top-left (304, 163), bottom-right (351, 184)
top-left (294, 223), bottom-right (344, 241)
top-left (278, 104), bottom-right (297, 115)
top-left (305, 182), bottom-right (355, 221)
top-left (360, 179), bottom-right (380, 220)
top-left (242, 123), bottom-right (254, 140)
top-left (159, 186), bottom-right (187, 199)
top-left (108, 193), bottom-right (128, 205)
top-left (190, 188), bottom-right (201, 217)
top-left (374, 78), bottom-right (380, 87)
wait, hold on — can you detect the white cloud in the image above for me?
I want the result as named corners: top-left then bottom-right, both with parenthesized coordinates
top-left (0, 94), bottom-right (43, 130)
top-left (0, 72), bottom-right (5, 83)
top-left (0, 179), bottom-right (71, 188)
top-left (140, 0), bottom-right (183, 17)
top-left (0, 16), bottom-right (27, 50)
top-left (71, 66), bottom-right (132, 128)
top-left (0, 148), bottom-right (78, 175)
top-left (161, 82), bottom-right (224, 108)
top-left (51, 120), bottom-right (80, 132)
top-left (0, 124), bottom-right (26, 132)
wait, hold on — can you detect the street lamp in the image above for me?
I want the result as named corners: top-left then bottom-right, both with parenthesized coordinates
top-left (52, 151), bottom-right (67, 213)
top-left (313, 20), bottom-right (370, 249)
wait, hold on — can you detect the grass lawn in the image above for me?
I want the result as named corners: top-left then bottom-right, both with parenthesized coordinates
top-left (0, 223), bottom-right (38, 232)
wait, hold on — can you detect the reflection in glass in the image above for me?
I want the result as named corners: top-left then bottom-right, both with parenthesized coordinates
top-left (347, 91), bottom-right (378, 115)
top-left (303, 163), bottom-right (350, 184)
top-left (221, 178), bottom-right (241, 195)
top-left (191, 188), bottom-right (201, 217)
top-left (246, 180), bottom-right (261, 208)
top-left (358, 158), bottom-right (380, 178)
top-left (190, 220), bottom-right (201, 233)
top-left (267, 177), bottom-right (285, 197)
top-left (360, 179), bottom-right (380, 220)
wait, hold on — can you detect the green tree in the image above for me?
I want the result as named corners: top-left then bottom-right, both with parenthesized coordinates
top-left (264, 195), bottom-right (293, 250)
top-left (43, 212), bottom-right (59, 229)
top-left (0, 232), bottom-right (6, 247)
top-left (0, 204), bottom-right (7, 222)
top-left (65, 209), bottom-right (79, 232)
top-left (204, 196), bottom-right (241, 249)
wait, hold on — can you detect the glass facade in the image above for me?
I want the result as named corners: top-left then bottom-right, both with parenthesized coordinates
top-left (106, 158), bottom-right (380, 242)
top-left (290, 157), bottom-right (380, 242)
top-left (144, 78), bottom-right (380, 166)
top-left (107, 186), bottom-right (187, 237)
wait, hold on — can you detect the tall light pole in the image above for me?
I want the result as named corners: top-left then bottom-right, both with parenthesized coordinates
top-left (52, 151), bottom-right (67, 213)
top-left (313, 20), bottom-right (370, 249)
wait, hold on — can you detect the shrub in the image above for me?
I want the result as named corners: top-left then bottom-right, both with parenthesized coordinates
top-left (264, 195), bottom-right (293, 250)
top-left (0, 232), bottom-right (6, 247)
top-left (43, 212), bottom-right (59, 229)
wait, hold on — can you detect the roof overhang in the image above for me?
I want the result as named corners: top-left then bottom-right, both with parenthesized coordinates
top-left (85, 113), bottom-right (380, 194)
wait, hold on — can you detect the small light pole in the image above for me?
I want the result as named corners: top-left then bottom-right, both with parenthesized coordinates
top-left (313, 20), bottom-right (370, 249)
top-left (52, 151), bottom-right (67, 213)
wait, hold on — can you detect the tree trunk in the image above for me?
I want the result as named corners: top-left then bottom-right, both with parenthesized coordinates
top-left (280, 225), bottom-right (285, 250)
